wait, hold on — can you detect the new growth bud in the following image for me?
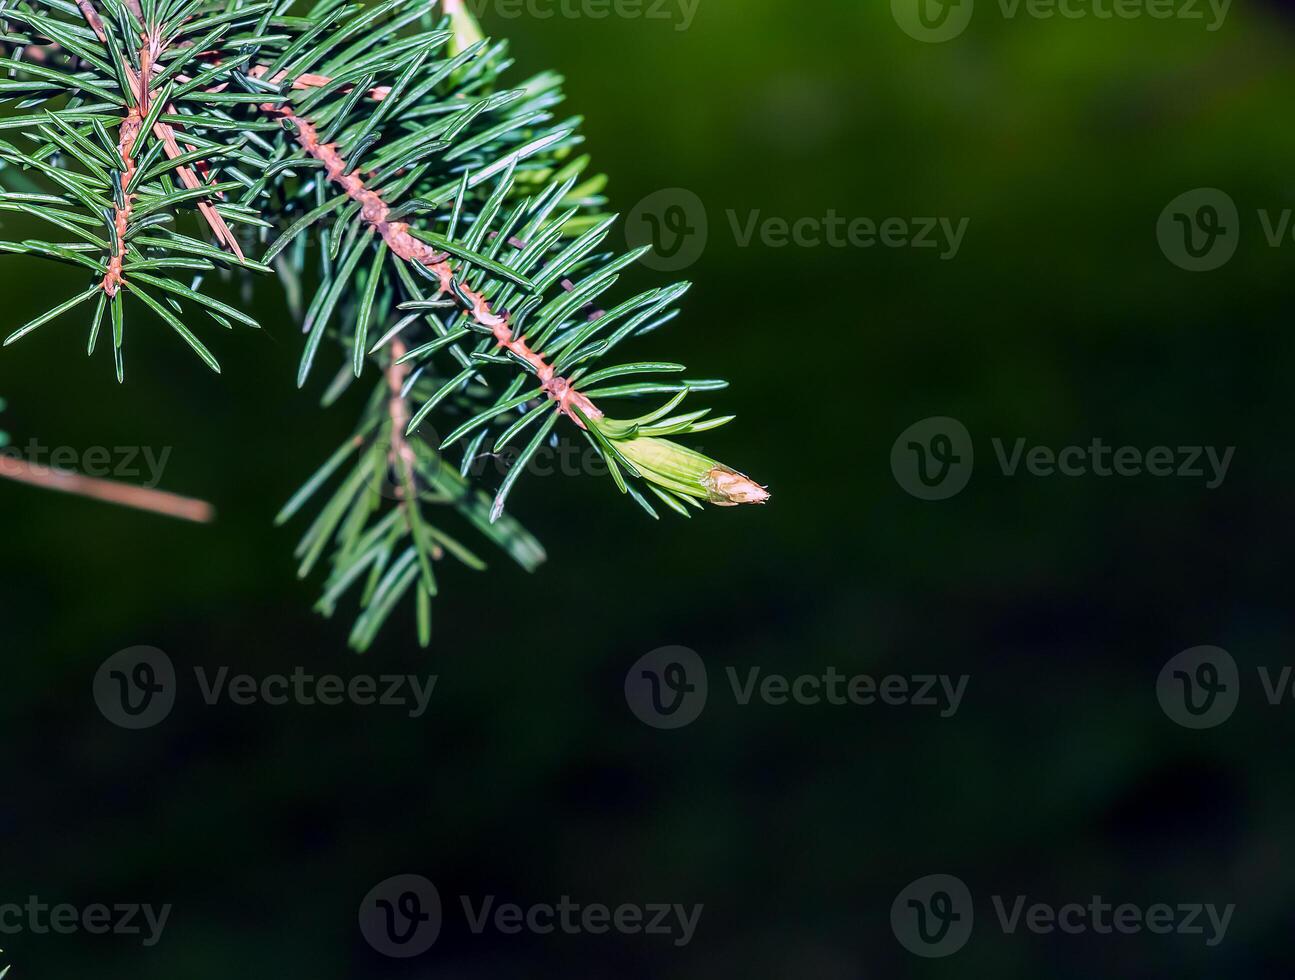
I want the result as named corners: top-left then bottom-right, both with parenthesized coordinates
top-left (606, 429), bottom-right (770, 506)
top-left (707, 465), bottom-right (771, 506)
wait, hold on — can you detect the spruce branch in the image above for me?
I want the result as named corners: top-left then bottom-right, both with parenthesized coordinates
top-left (0, 0), bottom-right (769, 650)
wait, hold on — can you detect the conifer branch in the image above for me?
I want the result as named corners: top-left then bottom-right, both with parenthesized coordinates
top-left (0, 0), bottom-right (768, 649)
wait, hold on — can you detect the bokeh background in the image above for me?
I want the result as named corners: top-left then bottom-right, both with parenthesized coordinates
top-left (4, 0), bottom-right (1295, 975)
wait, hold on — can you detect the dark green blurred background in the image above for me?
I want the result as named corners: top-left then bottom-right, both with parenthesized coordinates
top-left (5, 0), bottom-right (1295, 975)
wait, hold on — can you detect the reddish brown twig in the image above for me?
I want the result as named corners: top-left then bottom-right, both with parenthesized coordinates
top-left (73, 0), bottom-right (107, 39)
top-left (76, 1), bottom-right (243, 268)
top-left (0, 456), bottom-right (214, 523)
top-left (386, 337), bottom-right (416, 474)
top-left (247, 65), bottom-right (392, 101)
top-left (103, 104), bottom-right (140, 295)
top-left (265, 106), bottom-right (603, 426)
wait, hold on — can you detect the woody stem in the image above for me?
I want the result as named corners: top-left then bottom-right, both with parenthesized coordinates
top-left (264, 106), bottom-right (603, 427)
top-left (0, 456), bottom-right (214, 523)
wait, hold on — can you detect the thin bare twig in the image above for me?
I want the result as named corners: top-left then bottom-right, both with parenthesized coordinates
top-left (248, 65), bottom-right (392, 101)
top-left (0, 456), bottom-right (215, 523)
top-left (386, 338), bottom-right (416, 474)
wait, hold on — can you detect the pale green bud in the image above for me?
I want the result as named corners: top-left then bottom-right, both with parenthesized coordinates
top-left (610, 431), bottom-right (769, 506)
